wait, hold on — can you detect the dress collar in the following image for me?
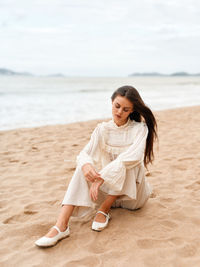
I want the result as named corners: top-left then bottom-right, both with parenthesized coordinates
top-left (111, 117), bottom-right (131, 129)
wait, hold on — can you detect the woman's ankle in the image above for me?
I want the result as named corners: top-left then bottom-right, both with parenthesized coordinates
top-left (98, 207), bottom-right (110, 214)
top-left (98, 195), bottom-right (118, 214)
top-left (56, 221), bottom-right (69, 232)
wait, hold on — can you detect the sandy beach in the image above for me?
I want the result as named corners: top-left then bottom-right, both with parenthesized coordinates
top-left (0, 105), bottom-right (200, 267)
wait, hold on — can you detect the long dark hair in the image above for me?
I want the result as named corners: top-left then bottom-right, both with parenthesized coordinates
top-left (111, 85), bottom-right (157, 167)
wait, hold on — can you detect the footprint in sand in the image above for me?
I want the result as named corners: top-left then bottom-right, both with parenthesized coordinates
top-left (177, 243), bottom-right (197, 257)
top-left (88, 243), bottom-right (106, 254)
top-left (137, 236), bottom-right (183, 249)
top-left (162, 157), bottom-right (172, 161)
top-left (159, 220), bottom-right (178, 229)
top-left (86, 236), bottom-right (108, 254)
top-left (149, 170), bottom-right (162, 176)
top-left (167, 237), bottom-right (183, 245)
top-left (66, 255), bottom-right (101, 267)
top-left (3, 210), bottom-right (37, 224)
top-left (177, 157), bottom-right (193, 162)
top-left (185, 180), bottom-right (200, 190)
top-left (137, 238), bottom-right (163, 249)
top-left (24, 200), bottom-right (59, 211)
top-left (171, 164), bottom-right (187, 171)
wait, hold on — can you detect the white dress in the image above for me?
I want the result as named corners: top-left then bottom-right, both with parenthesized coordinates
top-left (62, 118), bottom-right (152, 217)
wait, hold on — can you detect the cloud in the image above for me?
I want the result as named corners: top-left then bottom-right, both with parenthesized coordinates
top-left (0, 0), bottom-right (200, 75)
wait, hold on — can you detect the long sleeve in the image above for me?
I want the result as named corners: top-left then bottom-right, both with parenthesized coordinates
top-left (99, 122), bottom-right (148, 191)
top-left (76, 124), bottom-right (102, 169)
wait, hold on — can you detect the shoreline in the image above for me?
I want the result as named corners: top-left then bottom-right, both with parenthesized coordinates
top-left (1, 104), bottom-right (199, 133)
top-left (0, 105), bottom-right (200, 266)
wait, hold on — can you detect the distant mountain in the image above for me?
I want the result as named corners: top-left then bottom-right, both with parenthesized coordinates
top-left (0, 68), bottom-right (67, 77)
top-left (0, 68), bottom-right (32, 76)
top-left (171, 72), bottom-right (190, 76)
top-left (1, 67), bottom-right (199, 77)
top-left (129, 72), bottom-right (200, 77)
top-left (129, 72), bottom-right (164, 77)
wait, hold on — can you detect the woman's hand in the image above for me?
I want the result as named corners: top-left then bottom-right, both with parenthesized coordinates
top-left (82, 163), bottom-right (101, 183)
top-left (90, 178), bottom-right (104, 202)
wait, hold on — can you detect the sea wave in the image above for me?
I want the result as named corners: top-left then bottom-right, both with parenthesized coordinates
top-left (0, 76), bottom-right (200, 130)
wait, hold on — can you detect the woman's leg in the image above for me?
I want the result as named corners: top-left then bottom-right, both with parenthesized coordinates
top-left (45, 205), bottom-right (75, 237)
top-left (118, 177), bottom-right (152, 211)
top-left (43, 194), bottom-right (118, 237)
top-left (94, 195), bottom-right (118, 223)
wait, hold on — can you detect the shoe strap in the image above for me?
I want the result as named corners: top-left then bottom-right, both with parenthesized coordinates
top-left (96, 211), bottom-right (110, 219)
top-left (52, 225), bottom-right (61, 233)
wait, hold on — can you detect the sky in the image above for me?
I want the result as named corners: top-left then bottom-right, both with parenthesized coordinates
top-left (0, 0), bottom-right (200, 76)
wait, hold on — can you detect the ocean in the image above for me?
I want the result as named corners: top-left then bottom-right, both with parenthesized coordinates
top-left (0, 76), bottom-right (200, 131)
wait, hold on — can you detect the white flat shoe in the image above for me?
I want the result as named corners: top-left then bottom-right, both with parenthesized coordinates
top-left (92, 211), bottom-right (111, 232)
top-left (35, 225), bottom-right (70, 247)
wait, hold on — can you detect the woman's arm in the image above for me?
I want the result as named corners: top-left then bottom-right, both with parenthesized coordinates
top-left (89, 177), bottom-right (104, 201)
top-left (99, 122), bottom-right (148, 191)
top-left (76, 123), bottom-right (103, 183)
top-left (82, 163), bottom-right (101, 183)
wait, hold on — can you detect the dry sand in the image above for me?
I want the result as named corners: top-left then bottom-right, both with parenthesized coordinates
top-left (0, 106), bottom-right (200, 267)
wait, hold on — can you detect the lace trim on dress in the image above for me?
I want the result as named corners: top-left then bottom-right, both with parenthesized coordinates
top-left (104, 143), bottom-right (129, 155)
top-left (100, 119), bottom-right (135, 156)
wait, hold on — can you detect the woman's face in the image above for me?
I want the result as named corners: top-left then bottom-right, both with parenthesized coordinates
top-left (112, 95), bottom-right (133, 126)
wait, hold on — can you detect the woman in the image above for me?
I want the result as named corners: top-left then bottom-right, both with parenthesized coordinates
top-left (35, 85), bottom-right (157, 247)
